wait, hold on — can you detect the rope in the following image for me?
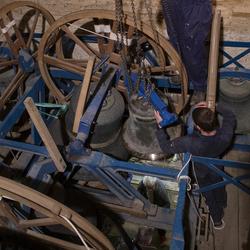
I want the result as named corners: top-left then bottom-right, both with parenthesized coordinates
top-left (177, 156), bottom-right (204, 221)
top-left (66, 23), bottom-right (114, 41)
top-left (60, 215), bottom-right (90, 250)
top-left (177, 154), bottom-right (192, 191)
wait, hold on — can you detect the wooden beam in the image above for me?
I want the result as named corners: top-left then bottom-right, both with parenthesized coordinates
top-left (23, 97), bottom-right (66, 172)
top-left (72, 55), bottom-right (96, 133)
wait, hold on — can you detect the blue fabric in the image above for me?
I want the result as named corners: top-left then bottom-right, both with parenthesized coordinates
top-left (161, 0), bottom-right (212, 91)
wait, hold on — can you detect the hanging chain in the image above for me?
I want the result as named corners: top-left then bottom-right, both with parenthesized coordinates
top-left (130, 0), bottom-right (152, 97)
top-left (130, 0), bottom-right (142, 94)
top-left (115, 0), bottom-right (121, 48)
top-left (115, 0), bottom-right (133, 93)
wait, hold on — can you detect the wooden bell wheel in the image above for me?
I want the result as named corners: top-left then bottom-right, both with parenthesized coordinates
top-left (0, 1), bottom-right (57, 110)
top-left (0, 176), bottom-right (114, 250)
top-left (38, 9), bottom-right (188, 113)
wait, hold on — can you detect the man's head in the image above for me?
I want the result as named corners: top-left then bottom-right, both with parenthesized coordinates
top-left (192, 107), bottom-right (218, 132)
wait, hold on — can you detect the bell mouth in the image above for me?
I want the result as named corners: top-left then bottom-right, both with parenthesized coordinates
top-left (122, 134), bottom-right (167, 161)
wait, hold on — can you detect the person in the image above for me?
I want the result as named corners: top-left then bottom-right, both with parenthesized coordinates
top-left (154, 101), bottom-right (236, 229)
top-left (161, 0), bottom-right (212, 103)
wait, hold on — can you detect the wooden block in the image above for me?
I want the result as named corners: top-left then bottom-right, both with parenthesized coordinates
top-left (24, 97), bottom-right (66, 172)
top-left (72, 55), bottom-right (96, 133)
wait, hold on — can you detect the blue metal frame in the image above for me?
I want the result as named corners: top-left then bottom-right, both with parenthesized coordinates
top-left (171, 153), bottom-right (190, 250)
top-left (219, 41), bottom-right (250, 69)
top-left (0, 38), bottom-right (250, 250)
top-left (191, 146), bottom-right (250, 195)
top-left (219, 41), bottom-right (250, 80)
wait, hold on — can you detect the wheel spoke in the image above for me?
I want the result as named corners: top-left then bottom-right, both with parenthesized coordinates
top-left (151, 65), bottom-right (176, 73)
top-left (44, 55), bottom-right (101, 81)
top-left (44, 55), bottom-right (84, 75)
top-left (61, 25), bottom-right (100, 58)
top-left (0, 17), bottom-right (18, 56)
top-left (6, 10), bottom-right (27, 49)
top-left (97, 35), bottom-right (106, 55)
top-left (0, 176), bottom-right (114, 250)
top-left (0, 59), bottom-right (18, 68)
top-left (26, 9), bottom-right (40, 48)
top-left (0, 70), bottom-right (27, 109)
top-left (127, 25), bottom-right (135, 39)
top-left (18, 217), bottom-right (59, 229)
top-left (105, 21), bottom-right (117, 55)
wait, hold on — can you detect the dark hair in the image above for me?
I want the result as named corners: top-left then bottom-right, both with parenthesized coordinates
top-left (192, 107), bottom-right (218, 132)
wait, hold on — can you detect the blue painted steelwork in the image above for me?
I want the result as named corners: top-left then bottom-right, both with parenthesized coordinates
top-left (18, 49), bottom-right (35, 73)
top-left (150, 90), bottom-right (178, 127)
top-left (170, 153), bottom-right (190, 250)
top-left (220, 41), bottom-right (250, 68)
top-left (68, 150), bottom-right (178, 229)
top-left (26, 159), bottom-right (56, 188)
top-left (0, 75), bottom-right (43, 138)
top-left (124, 72), bottom-right (178, 127)
top-left (0, 46), bottom-right (13, 59)
top-left (1, 36), bottom-right (250, 249)
top-left (0, 138), bottom-right (48, 156)
top-left (219, 41), bottom-right (250, 81)
top-left (192, 155), bottom-right (250, 195)
top-left (76, 67), bottom-right (116, 144)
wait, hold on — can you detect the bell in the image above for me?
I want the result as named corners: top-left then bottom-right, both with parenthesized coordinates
top-left (219, 78), bottom-right (250, 133)
top-left (65, 84), bottom-right (130, 160)
top-left (122, 95), bottom-right (165, 160)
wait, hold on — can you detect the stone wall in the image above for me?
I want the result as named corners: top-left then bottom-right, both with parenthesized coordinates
top-left (1, 0), bottom-right (249, 41)
top-left (1, 0), bottom-right (249, 66)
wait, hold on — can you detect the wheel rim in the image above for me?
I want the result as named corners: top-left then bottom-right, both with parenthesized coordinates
top-left (0, 1), bottom-right (57, 110)
top-left (0, 176), bottom-right (114, 250)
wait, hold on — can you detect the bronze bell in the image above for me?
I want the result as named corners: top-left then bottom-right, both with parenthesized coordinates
top-left (122, 94), bottom-right (165, 160)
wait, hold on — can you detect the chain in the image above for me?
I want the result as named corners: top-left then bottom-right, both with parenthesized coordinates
top-left (144, 65), bottom-right (154, 101)
top-left (115, 0), bottom-right (133, 93)
top-left (115, 0), bottom-right (122, 49)
top-left (129, 0), bottom-right (142, 94)
top-left (130, 0), bottom-right (139, 45)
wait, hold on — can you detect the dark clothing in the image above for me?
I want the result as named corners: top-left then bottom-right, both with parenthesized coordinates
top-left (161, 0), bottom-right (212, 91)
top-left (156, 104), bottom-right (236, 222)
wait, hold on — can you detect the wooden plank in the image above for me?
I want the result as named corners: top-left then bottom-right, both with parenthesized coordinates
top-left (72, 55), bottom-right (95, 133)
top-left (23, 97), bottom-right (66, 172)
